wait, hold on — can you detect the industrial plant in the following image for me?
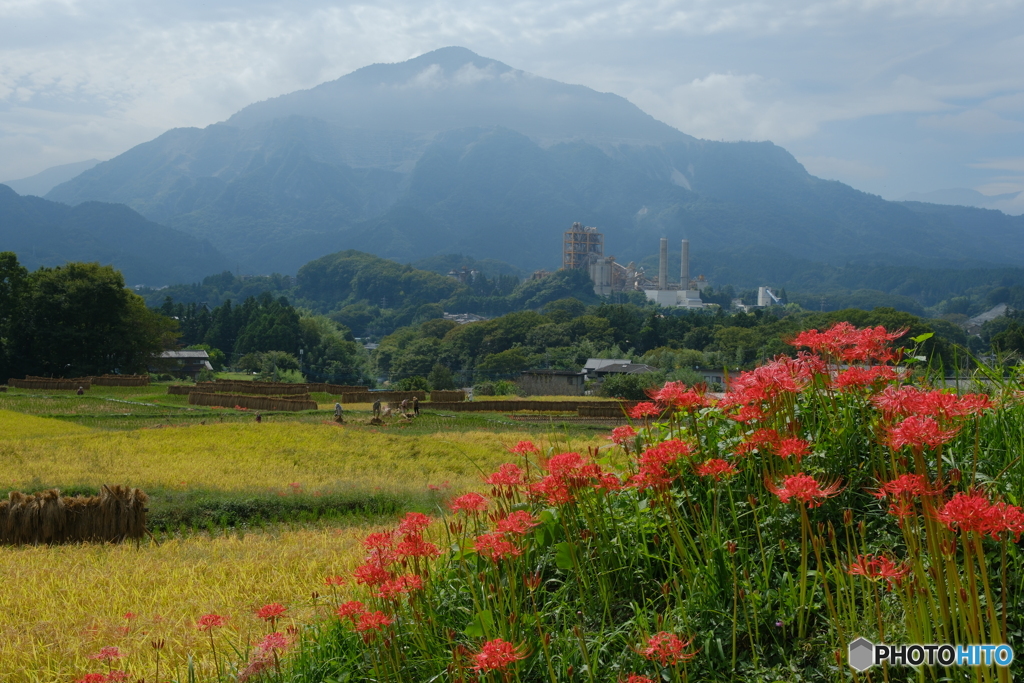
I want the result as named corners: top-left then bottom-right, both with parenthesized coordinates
top-left (560, 222), bottom-right (782, 310)
top-left (561, 222), bottom-right (707, 308)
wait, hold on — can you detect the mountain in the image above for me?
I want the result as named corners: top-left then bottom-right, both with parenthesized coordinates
top-left (899, 188), bottom-right (1023, 216)
top-left (0, 184), bottom-right (229, 286)
top-left (3, 159), bottom-right (101, 197)
top-left (45, 47), bottom-right (1024, 276)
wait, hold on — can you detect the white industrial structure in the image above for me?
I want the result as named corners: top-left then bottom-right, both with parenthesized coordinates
top-left (644, 238), bottom-right (705, 309)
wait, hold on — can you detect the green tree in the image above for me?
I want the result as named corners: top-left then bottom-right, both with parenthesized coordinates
top-left (427, 363), bottom-right (457, 390)
top-left (12, 261), bottom-right (172, 377)
top-left (0, 252), bottom-right (29, 379)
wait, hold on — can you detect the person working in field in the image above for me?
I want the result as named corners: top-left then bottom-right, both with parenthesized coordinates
top-left (372, 398), bottom-right (382, 418)
top-left (400, 398), bottom-right (409, 413)
top-left (412, 396), bottom-right (420, 416)
top-left (334, 402), bottom-right (344, 423)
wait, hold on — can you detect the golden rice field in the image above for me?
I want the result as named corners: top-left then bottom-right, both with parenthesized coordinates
top-left (0, 402), bottom-right (603, 681)
top-left (0, 409), bottom-right (598, 494)
top-left (0, 526), bottom-right (368, 682)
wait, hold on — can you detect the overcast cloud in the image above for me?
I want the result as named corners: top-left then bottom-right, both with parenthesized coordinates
top-left (1, 0), bottom-right (1023, 205)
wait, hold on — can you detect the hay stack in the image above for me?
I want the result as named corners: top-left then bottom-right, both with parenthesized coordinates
top-left (0, 486), bottom-right (147, 545)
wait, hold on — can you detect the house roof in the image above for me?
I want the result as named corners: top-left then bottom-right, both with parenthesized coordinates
top-left (521, 369), bottom-right (586, 376)
top-left (592, 362), bottom-right (656, 375)
top-left (159, 350), bottom-right (210, 359)
top-left (584, 358), bottom-right (632, 371)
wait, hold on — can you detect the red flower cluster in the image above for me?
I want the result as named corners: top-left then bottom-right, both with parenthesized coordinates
top-left (720, 354), bottom-right (825, 421)
top-left (640, 632), bottom-right (696, 666)
top-left (629, 402), bottom-right (661, 419)
top-left (255, 603), bottom-right (286, 622)
top-left (847, 554), bottom-right (911, 589)
top-left (88, 646), bottom-right (123, 662)
top-left (196, 613), bottom-right (227, 631)
top-left (376, 573), bottom-right (424, 600)
top-left (610, 425), bottom-right (638, 446)
top-left (937, 490), bottom-right (1024, 540)
top-left (494, 510), bottom-right (540, 535)
top-left (471, 638), bottom-right (526, 673)
top-left (833, 365), bottom-right (899, 391)
top-left (354, 513), bottom-right (438, 591)
top-left (694, 458), bottom-right (738, 481)
top-left (529, 451), bottom-right (614, 505)
top-left (622, 676), bottom-right (655, 683)
top-left (874, 386), bottom-right (992, 422)
top-left (474, 532), bottom-right (523, 561)
top-left (791, 322), bottom-right (905, 364)
top-left (766, 473), bottom-right (844, 508)
top-left (872, 474), bottom-right (938, 517)
top-left (485, 463), bottom-right (526, 489)
top-left (449, 492), bottom-right (488, 514)
top-left (324, 575), bottom-right (346, 587)
top-left (776, 437), bottom-right (812, 461)
top-left (647, 381), bottom-right (706, 411)
top-left (508, 440), bottom-right (540, 455)
top-left (336, 600), bottom-right (366, 621)
top-left (630, 440), bottom-right (693, 490)
top-left (887, 415), bottom-right (960, 451)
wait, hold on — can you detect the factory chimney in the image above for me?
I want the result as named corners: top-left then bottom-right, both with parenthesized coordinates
top-left (681, 239), bottom-right (690, 290)
top-left (658, 238), bottom-right (668, 290)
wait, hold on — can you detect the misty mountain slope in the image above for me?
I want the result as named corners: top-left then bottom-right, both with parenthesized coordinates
top-left (41, 46), bottom-right (1024, 276)
top-left (0, 184), bottom-right (228, 286)
top-left (227, 46), bottom-right (690, 147)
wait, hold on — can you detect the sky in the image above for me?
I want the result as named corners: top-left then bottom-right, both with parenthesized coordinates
top-left (1, 0), bottom-right (1023, 209)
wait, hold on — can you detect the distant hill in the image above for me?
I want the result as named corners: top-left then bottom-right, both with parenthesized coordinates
top-left (3, 159), bottom-right (101, 197)
top-left (45, 47), bottom-right (1024, 276)
top-left (900, 188), bottom-right (1022, 214)
top-left (0, 184), bottom-right (229, 286)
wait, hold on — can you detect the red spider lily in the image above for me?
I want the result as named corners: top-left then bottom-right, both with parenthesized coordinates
top-left (471, 638), bottom-right (527, 672)
top-left (629, 402), bottom-right (661, 419)
top-left (494, 510), bottom-right (540, 535)
top-left (508, 440), bottom-right (540, 455)
top-left (847, 554), bottom-right (912, 590)
top-left (122, 612), bottom-right (136, 620)
top-left (255, 603), bottom-right (287, 621)
top-left (647, 381), bottom-right (706, 410)
top-left (449, 492), bottom-right (488, 514)
top-left (887, 415), bottom-right (960, 450)
top-left (776, 437), bottom-right (811, 461)
top-left (874, 386), bottom-right (992, 421)
top-left (735, 428), bottom-right (780, 455)
top-left (336, 601), bottom-right (366, 622)
top-left (640, 632), bottom-right (697, 666)
top-left (594, 471), bottom-right (623, 492)
top-left (630, 444), bottom-right (684, 490)
top-left (397, 512), bottom-right (432, 535)
top-left (529, 475), bottom-right (575, 505)
top-left (729, 404), bottom-right (765, 424)
top-left (196, 613), bottom-right (227, 631)
top-left (362, 531), bottom-right (396, 553)
top-left (324, 575), bottom-right (346, 587)
top-left (485, 463), bottom-right (526, 488)
top-left (766, 473), bottom-right (844, 508)
top-left (622, 675), bottom-right (655, 683)
top-left (257, 631), bottom-right (290, 652)
top-left (610, 425), bottom-right (637, 445)
top-left (721, 355), bottom-right (822, 414)
top-left (395, 535), bottom-right (441, 559)
top-left (474, 532), bottom-right (523, 561)
top-left (833, 365), bottom-right (899, 391)
top-left (872, 473), bottom-right (940, 517)
top-left (936, 490), bottom-right (1004, 536)
top-left (377, 573), bottom-right (424, 599)
top-left (791, 322), bottom-right (905, 364)
top-left (988, 502), bottom-right (1024, 542)
top-left (353, 562), bottom-right (392, 587)
top-left (76, 675), bottom-right (106, 683)
top-left (695, 458), bottom-right (739, 481)
top-left (89, 646), bottom-right (123, 662)
top-left (355, 610), bottom-right (393, 634)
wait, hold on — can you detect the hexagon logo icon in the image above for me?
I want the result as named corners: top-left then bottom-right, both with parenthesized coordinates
top-left (848, 637), bottom-right (875, 672)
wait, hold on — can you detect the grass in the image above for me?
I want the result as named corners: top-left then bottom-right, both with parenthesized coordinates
top-left (0, 525), bottom-right (370, 682)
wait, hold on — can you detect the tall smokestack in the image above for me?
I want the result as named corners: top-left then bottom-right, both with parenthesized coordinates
top-left (659, 238), bottom-right (668, 290)
top-left (681, 239), bottom-right (690, 290)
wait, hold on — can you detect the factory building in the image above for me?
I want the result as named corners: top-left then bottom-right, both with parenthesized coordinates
top-left (643, 238), bottom-right (705, 309)
top-left (560, 222), bottom-right (706, 308)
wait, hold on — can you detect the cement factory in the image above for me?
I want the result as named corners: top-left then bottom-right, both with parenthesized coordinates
top-left (561, 222), bottom-right (779, 309)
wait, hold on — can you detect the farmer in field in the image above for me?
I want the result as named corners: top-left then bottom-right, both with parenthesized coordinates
top-left (412, 396), bottom-right (420, 416)
top-left (76, 386), bottom-right (84, 395)
top-left (334, 402), bottom-right (344, 423)
top-left (372, 398), bottom-right (382, 418)
top-left (255, 412), bottom-right (262, 423)
top-left (400, 398), bottom-right (409, 413)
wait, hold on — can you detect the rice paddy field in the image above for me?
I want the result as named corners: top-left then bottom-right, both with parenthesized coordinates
top-left (0, 384), bottom-right (603, 682)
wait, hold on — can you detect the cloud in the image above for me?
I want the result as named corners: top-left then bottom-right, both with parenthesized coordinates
top-left (920, 108), bottom-right (1024, 134)
top-left (970, 157), bottom-right (1024, 172)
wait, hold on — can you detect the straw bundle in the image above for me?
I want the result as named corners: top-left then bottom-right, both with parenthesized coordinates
top-left (429, 390), bottom-right (466, 402)
top-left (341, 391), bottom-right (425, 403)
top-left (0, 486), bottom-right (147, 545)
top-left (9, 378), bottom-right (90, 391)
top-left (187, 392), bottom-right (318, 411)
